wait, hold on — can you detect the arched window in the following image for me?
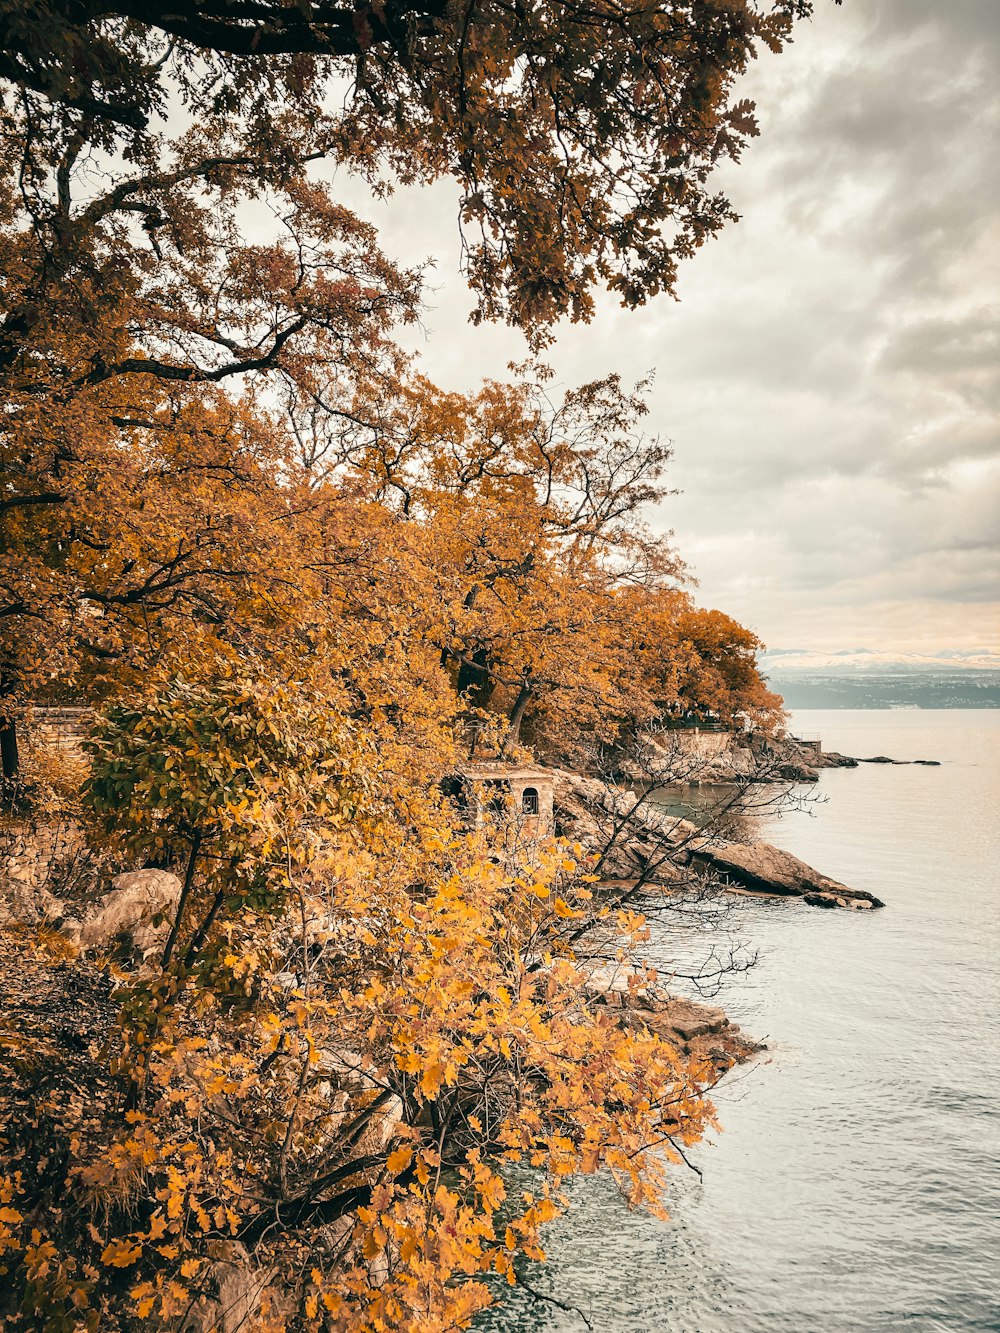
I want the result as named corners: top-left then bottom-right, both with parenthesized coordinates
top-left (521, 787), bottom-right (539, 815)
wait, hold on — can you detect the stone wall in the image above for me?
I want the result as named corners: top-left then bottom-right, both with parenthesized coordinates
top-left (30, 707), bottom-right (93, 756)
top-left (663, 727), bottom-right (731, 757)
top-left (0, 821), bottom-right (86, 924)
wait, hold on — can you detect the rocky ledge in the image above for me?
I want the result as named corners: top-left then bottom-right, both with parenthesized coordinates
top-left (685, 838), bottom-right (884, 909)
top-left (554, 773), bottom-right (885, 911)
top-left (583, 964), bottom-right (760, 1073)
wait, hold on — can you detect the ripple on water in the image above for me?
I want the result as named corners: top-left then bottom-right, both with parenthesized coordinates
top-left (476, 712), bottom-right (1000, 1333)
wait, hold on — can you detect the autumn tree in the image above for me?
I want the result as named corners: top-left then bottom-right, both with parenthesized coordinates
top-left (326, 370), bottom-right (682, 756)
top-left (0, 0), bottom-right (814, 765)
top-left (0, 0), bottom-right (815, 336)
top-left (0, 1), bottom-right (804, 1326)
top-left (0, 670), bottom-right (733, 1331)
top-left (606, 587), bottom-right (784, 741)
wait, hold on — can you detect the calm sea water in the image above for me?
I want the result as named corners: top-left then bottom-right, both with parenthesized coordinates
top-left (479, 710), bottom-right (1000, 1332)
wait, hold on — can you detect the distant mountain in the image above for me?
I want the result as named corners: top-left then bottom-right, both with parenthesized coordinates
top-left (761, 648), bottom-right (1000, 708)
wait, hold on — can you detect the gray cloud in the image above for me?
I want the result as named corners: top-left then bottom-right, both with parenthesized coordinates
top-left (327, 0), bottom-right (1000, 654)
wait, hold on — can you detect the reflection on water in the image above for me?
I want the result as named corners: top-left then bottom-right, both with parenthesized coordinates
top-left (635, 777), bottom-right (819, 845)
top-left (477, 711), bottom-right (1000, 1332)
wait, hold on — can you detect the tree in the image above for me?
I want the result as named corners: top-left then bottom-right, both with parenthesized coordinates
top-left (0, 0), bottom-right (816, 337)
top-left (0, 0), bottom-right (808, 766)
top-left (0, 1), bottom-right (806, 1323)
top-left (670, 604), bottom-right (784, 726)
top-left (0, 131), bottom-right (422, 774)
top-left (1, 673), bottom-right (732, 1331)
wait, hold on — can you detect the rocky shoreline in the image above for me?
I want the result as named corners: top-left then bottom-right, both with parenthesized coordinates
top-left (553, 772), bottom-right (885, 911)
top-left (789, 745), bottom-right (942, 781)
top-left (582, 963), bottom-right (761, 1074)
top-left (659, 734), bottom-right (942, 786)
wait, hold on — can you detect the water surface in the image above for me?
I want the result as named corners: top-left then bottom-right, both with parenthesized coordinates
top-left (479, 711), bottom-right (1000, 1332)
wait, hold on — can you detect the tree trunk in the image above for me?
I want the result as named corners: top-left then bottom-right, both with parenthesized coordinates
top-left (502, 678), bottom-right (533, 757)
top-left (0, 720), bottom-right (18, 780)
top-left (456, 646), bottom-right (493, 709)
top-left (161, 830), bottom-right (202, 969)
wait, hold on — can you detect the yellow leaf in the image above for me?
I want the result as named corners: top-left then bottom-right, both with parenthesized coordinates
top-left (102, 1238), bottom-right (142, 1268)
top-left (361, 1227), bottom-right (386, 1259)
top-left (385, 1147), bottom-right (412, 1175)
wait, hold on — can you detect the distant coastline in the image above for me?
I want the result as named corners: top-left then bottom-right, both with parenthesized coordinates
top-left (768, 671), bottom-right (1000, 710)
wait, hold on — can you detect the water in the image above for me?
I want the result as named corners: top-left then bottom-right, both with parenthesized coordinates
top-left (479, 711), bottom-right (1000, 1332)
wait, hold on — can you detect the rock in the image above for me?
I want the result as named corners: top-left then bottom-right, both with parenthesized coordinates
top-left (68, 869), bottom-right (182, 954)
top-left (581, 964), bottom-right (759, 1070)
top-left (1, 875), bottom-right (66, 928)
top-left (315, 1047), bottom-right (404, 1155)
top-left (654, 997), bottom-right (729, 1042)
top-left (687, 840), bottom-right (884, 909)
top-left (554, 769), bottom-right (885, 910)
top-left (775, 761), bottom-right (819, 782)
top-left (803, 892), bottom-right (838, 908)
top-left (181, 1241), bottom-right (272, 1333)
top-left (855, 755), bottom-right (940, 766)
top-left (812, 750), bottom-right (859, 769)
top-left (583, 965), bottom-right (647, 1003)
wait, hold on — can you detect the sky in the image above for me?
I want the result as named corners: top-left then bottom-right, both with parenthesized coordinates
top-left (335, 0), bottom-right (1000, 657)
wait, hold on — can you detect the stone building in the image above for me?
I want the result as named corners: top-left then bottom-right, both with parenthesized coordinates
top-left (445, 763), bottom-right (555, 838)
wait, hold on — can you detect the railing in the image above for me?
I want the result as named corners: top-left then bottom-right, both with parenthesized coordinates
top-left (659, 718), bottom-right (728, 732)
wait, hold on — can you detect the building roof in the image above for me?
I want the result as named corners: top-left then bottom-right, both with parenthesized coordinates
top-left (457, 762), bottom-right (552, 783)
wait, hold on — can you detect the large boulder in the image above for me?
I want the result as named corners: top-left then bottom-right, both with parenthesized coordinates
top-left (180, 1242), bottom-right (274, 1333)
top-left (686, 840), bottom-right (884, 908)
top-left (63, 869), bottom-right (182, 954)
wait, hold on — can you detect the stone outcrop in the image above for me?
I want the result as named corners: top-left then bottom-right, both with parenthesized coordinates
top-left (180, 1242), bottom-right (274, 1333)
top-left (805, 748), bottom-right (859, 770)
top-left (786, 741), bottom-right (940, 773)
top-left (0, 819), bottom-right (183, 953)
top-left (61, 869), bottom-right (182, 955)
top-left (582, 964), bottom-right (759, 1070)
top-left (685, 840), bottom-right (883, 909)
top-left (314, 1046), bottom-right (404, 1158)
top-left (775, 745), bottom-right (859, 782)
top-left (857, 754), bottom-right (941, 766)
top-left (553, 771), bottom-right (884, 910)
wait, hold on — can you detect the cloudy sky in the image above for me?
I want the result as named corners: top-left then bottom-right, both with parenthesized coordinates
top-left (340, 0), bottom-right (1000, 656)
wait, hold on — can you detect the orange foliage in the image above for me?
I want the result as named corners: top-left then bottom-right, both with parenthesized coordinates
top-left (0, 8), bottom-right (798, 1326)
